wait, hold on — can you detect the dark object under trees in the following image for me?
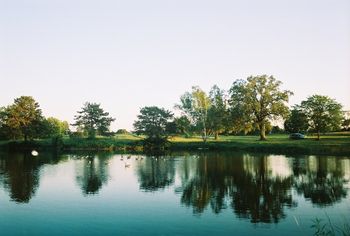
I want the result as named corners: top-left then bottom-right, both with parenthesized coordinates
top-left (289, 133), bottom-right (305, 140)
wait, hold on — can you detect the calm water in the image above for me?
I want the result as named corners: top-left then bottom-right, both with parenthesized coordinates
top-left (0, 151), bottom-right (349, 235)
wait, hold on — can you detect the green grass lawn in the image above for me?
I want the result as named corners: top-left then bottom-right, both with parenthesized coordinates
top-left (1, 132), bottom-right (350, 155)
top-left (169, 133), bottom-right (350, 145)
top-left (168, 132), bottom-right (350, 155)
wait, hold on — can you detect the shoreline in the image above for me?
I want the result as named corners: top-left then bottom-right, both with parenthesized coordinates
top-left (1, 134), bottom-right (350, 156)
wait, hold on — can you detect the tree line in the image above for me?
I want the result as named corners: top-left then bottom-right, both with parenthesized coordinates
top-left (0, 75), bottom-right (348, 142)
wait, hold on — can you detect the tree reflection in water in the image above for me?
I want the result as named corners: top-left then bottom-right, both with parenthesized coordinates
top-left (74, 153), bottom-right (110, 195)
top-left (0, 150), bottom-right (348, 224)
top-left (136, 156), bottom-right (175, 191)
top-left (231, 154), bottom-right (296, 223)
top-left (163, 152), bottom-right (349, 223)
top-left (177, 153), bottom-right (296, 223)
top-left (293, 156), bottom-right (348, 206)
top-left (0, 151), bottom-right (63, 203)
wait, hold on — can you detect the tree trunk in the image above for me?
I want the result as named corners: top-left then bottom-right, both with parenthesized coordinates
top-left (202, 128), bottom-right (207, 142)
top-left (214, 131), bottom-right (219, 140)
top-left (317, 131), bottom-right (320, 140)
top-left (202, 118), bottom-right (207, 142)
top-left (259, 123), bottom-right (267, 141)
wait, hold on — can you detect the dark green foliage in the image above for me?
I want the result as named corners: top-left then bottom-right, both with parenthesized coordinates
top-left (284, 107), bottom-right (309, 134)
top-left (133, 106), bottom-right (173, 139)
top-left (299, 95), bottom-right (343, 140)
top-left (174, 116), bottom-right (192, 136)
top-left (165, 121), bottom-right (178, 136)
top-left (0, 107), bottom-right (9, 140)
top-left (0, 96), bottom-right (44, 140)
top-left (72, 102), bottom-right (115, 138)
top-left (207, 85), bottom-right (227, 139)
top-left (133, 106), bottom-right (173, 151)
top-left (342, 119), bottom-right (350, 131)
top-left (271, 126), bottom-right (284, 134)
top-left (227, 80), bottom-right (254, 134)
top-left (40, 117), bottom-right (70, 138)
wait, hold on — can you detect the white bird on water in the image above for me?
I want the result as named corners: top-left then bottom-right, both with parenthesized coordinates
top-left (31, 150), bottom-right (39, 156)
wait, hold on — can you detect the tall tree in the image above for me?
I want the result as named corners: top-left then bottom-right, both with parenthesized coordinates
top-left (73, 102), bottom-right (115, 138)
top-left (208, 85), bottom-right (227, 140)
top-left (229, 76), bottom-right (293, 140)
top-left (2, 96), bottom-right (44, 140)
top-left (133, 106), bottom-right (173, 139)
top-left (299, 95), bottom-right (343, 140)
top-left (227, 80), bottom-right (253, 134)
top-left (176, 86), bottom-right (211, 142)
top-left (284, 107), bottom-right (309, 134)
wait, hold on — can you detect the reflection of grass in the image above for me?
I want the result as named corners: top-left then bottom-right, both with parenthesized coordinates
top-left (1, 133), bottom-right (350, 155)
top-left (312, 214), bottom-right (350, 236)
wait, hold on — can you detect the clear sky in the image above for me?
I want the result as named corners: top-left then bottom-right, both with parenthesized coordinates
top-left (1, 0), bottom-right (349, 130)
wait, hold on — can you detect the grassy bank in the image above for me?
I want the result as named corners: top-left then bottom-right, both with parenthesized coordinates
top-left (169, 134), bottom-right (350, 155)
top-left (0, 133), bottom-right (350, 155)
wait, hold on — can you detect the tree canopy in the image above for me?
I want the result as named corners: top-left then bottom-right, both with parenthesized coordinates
top-left (133, 106), bottom-right (173, 139)
top-left (207, 85), bottom-right (227, 139)
top-left (298, 95), bottom-right (343, 140)
top-left (0, 96), bottom-right (44, 140)
top-left (41, 117), bottom-right (70, 138)
top-left (229, 75), bottom-right (293, 140)
top-left (284, 107), bottom-right (309, 134)
top-left (72, 102), bottom-right (115, 138)
top-left (176, 86), bottom-right (211, 142)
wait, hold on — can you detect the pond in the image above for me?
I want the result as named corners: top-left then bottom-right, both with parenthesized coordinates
top-left (0, 151), bottom-right (349, 235)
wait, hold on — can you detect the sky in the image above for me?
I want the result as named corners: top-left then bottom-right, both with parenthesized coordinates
top-left (1, 0), bottom-right (349, 130)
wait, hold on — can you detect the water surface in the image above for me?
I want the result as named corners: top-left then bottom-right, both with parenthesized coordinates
top-left (0, 151), bottom-right (349, 235)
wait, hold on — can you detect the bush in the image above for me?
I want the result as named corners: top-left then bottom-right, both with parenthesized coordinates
top-left (116, 129), bottom-right (129, 134)
top-left (69, 131), bottom-right (86, 138)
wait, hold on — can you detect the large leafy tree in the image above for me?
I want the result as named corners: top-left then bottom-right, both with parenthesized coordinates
top-left (227, 80), bottom-right (253, 134)
top-left (207, 85), bottom-right (227, 140)
top-left (229, 75), bottom-right (293, 140)
top-left (73, 102), bottom-right (115, 138)
top-left (1, 96), bottom-right (44, 140)
top-left (299, 95), bottom-right (343, 140)
top-left (284, 107), bottom-right (309, 134)
top-left (176, 86), bottom-right (211, 142)
top-left (133, 106), bottom-right (173, 139)
top-left (41, 117), bottom-right (70, 138)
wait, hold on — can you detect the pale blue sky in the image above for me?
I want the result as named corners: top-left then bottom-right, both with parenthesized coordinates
top-left (1, 0), bottom-right (349, 130)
